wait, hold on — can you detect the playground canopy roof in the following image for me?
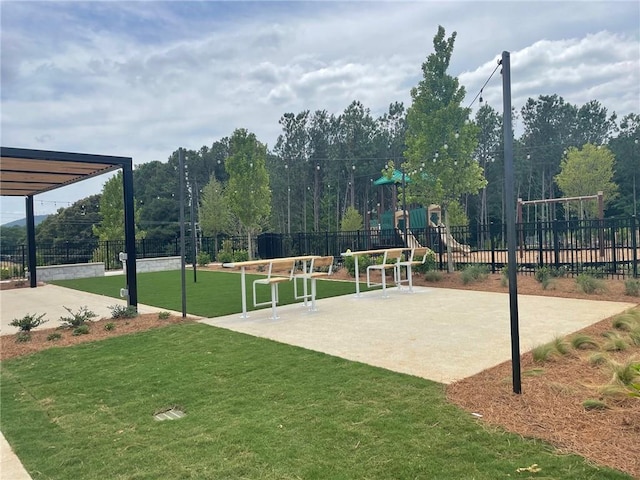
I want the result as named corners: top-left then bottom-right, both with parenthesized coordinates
top-left (373, 169), bottom-right (411, 186)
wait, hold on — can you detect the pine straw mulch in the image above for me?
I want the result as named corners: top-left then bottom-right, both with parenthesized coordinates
top-left (2, 269), bottom-right (640, 476)
top-left (0, 314), bottom-right (196, 361)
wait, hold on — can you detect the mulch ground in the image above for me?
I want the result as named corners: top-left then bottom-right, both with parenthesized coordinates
top-left (2, 269), bottom-right (639, 476)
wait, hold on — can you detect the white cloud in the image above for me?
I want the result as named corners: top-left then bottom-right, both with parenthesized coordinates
top-left (1, 1), bottom-right (638, 223)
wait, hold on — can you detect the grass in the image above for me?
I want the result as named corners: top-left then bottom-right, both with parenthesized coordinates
top-left (0, 324), bottom-right (631, 479)
top-left (53, 270), bottom-right (373, 318)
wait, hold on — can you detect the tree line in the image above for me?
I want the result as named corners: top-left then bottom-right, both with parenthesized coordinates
top-left (2, 26), bottom-right (638, 253)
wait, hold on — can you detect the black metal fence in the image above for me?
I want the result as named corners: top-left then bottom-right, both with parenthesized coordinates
top-left (1, 217), bottom-right (638, 280)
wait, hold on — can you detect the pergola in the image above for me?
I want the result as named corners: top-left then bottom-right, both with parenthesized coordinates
top-left (0, 147), bottom-right (138, 307)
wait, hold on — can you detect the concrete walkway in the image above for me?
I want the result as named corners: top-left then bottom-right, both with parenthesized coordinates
top-left (0, 283), bottom-right (636, 479)
top-left (200, 286), bottom-right (636, 384)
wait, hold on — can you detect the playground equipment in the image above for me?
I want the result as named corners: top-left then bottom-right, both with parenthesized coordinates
top-left (517, 192), bottom-right (605, 258)
top-left (425, 205), bottom-right (471, 255)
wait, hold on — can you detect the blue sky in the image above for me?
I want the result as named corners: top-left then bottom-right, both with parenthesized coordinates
top-left (1, 0), bottom-right (639, 224)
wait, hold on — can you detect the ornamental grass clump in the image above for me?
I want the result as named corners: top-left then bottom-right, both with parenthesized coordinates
top-left (624, 279), bottom-right (640, 297)
top-left (576, 274), bottom-right (606, 294)
top-left (570, 333), bottom-right (599, 350)
top-left (461, 265), bottom-right (489, 285)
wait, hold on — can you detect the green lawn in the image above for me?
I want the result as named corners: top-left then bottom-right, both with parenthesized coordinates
top-left (0, 324), bottom-right (630, 479)
top-left (53, 270), bottom-right (373, 317)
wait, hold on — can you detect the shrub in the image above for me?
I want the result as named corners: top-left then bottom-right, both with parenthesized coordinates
top-left (534, 266), bottom-right (553, 290)
top-left (500, 265), bottom-right (508, 287)
top-left (588, 352), bottom-right (609, 366)
top-left (216, 250), bottom-right (233, 263)
top-left (413, 250), bottom-right (437, 274)
top-left (158, 311), bottom-right (171, 320)
top-left (461, 265), bottom-right (489, 285)
top-left (196, 252), bottom-right (211, 267)
top-left (233, 250), bottom-right (249, 262)
top-left (47, 332), bottom-right (62, 341)
top-left (59, 306), bottom-right (97, 328)
top-left (611, 360), bottom-right (640, 386)
top-left (424, 271), bottom-right (442, 282)
top-left (72, 325), bottom-right (90, 336)
top-left (15, 332), bottom-right (32, 343)
top-left (624, 279), bottom-right (640, 297)
top-left (576, 274), bottom-right (605, 294)
top-left (104, 322), bottom-right (116, 331)
top-left (109, 304), bottom-right (138, 319)
top-left (10, 313), bottom-right (47, 332)
top-left (343, 254), bottom-right (372, 277)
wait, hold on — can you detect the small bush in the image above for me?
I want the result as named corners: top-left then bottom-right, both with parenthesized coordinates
top-left (15, 332), bottom-right (31, 343)
top-left (624, 279), bottom-right (640, 297)
top-left (233, 250), bottom-right (249, 262)
top-left (461, 265), bottom-right (489, 285)
top-left (629, 327), bottom-right (640, 346)
top-left (576, 274), bottom-right (605, 294)
top-left (343, 254), bottom-right (372, 277)
top-left (59, 306), bottom-right (97, 328)
top-left (196, 252), bottom-right (211, 267)
top-left (611, 360), bottom-right (640, 386)
top-left (10, 313), bottom-right (47, 332)
top-left (158, 311), bottom-right (171, 320)
top-left (72, 325), bottom-right (90, 336)
top-left (413, 251), bottom-right (437, 274)
top-left (104, 322), bottom-right (116, 331)
top-left (552, 336), bottom-right (570, 355)
top-left (424, 271), bottom-right (443, 282)
top-left (500, 265), bottom-right (509, 287)
top-left (580, 266), bottom-right (605, 278)
top-left (582, 399), bottom-right (608, 411)
top-left (47, 332), bottom-right (62, 341)
top-left (109, 304), bottom-right (138, 319)
top-left (216, 250), bottom-right (233, 263)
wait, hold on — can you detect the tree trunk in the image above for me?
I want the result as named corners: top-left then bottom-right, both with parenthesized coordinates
top-left (247, 229), bottom-right (253, 260)
top-left (444, 204), bottom-right (454, 273)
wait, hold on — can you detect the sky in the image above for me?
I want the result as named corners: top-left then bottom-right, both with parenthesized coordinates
top-left (1, 0), bottom-right (639, 225)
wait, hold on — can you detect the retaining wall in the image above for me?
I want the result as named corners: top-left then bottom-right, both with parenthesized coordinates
top-left (36, 262), bottom-right (105, 282)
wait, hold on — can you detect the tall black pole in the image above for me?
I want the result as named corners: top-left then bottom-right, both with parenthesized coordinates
top-left (179, 148), bottom-right (187, 317)
top-left (25, 196), bottom-right (37, 288)
top-left (502, 51), bottom-right (521, 394)
top-left (190, 184), bottom-right (197, 284)
top-left (122, 158), bottom-right (138, 308)
top-left (402, 167), bottom-right (408, 247)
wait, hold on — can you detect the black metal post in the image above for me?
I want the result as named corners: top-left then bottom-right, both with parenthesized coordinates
top-left (502, 51), bottom-right (521, 394)
top-left (191, 186), bottom-right (197, 283)
top-left (632, 216), bottom-right (638, 278)
top-left (122, 158), bottom-right (138, 307)
top-left (179, 148), bottom-right (187, 317)
top-left (25, 196), bottom-right (37, 287)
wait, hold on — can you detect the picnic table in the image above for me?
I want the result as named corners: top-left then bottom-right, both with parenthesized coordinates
top-left (340, 248), bottom-right (405, 297)
top-left (223, 255), bottom-right (320, 318)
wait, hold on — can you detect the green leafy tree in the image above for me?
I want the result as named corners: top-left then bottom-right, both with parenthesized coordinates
top-left (93, 172), bottom-right (145, 241)
top-left (340, 206), bottom-right (363, 231)
top-left (133, 161), bottom-right (179, 241)
top-left (555, 144), bottom-right (618, 218)
top-left (225, 129), bottom-right (271, 259)
top-left (608, 113), bottom-right (640, 216)
top-left (36, 195), bottom-right (101, 246)
top-left (404, 25), bottom-right (486, 271)
top-left (199, 174), bottom-right (231, 256)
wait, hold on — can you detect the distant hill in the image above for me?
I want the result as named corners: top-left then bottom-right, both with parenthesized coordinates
top-left (2, 215), bottom-right (50, 227)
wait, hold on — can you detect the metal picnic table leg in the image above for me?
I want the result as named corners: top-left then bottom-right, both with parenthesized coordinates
top-left (354, 255), bottom-right (361, 297)
top-left (240, 266), bottom-right (249, 318)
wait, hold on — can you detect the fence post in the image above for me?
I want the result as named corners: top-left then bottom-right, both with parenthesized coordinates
top-left (552, 220), bottom-right (560, 270)
top-left (105, 241), bottom-right (110, 270)
top-left (611, 226), bottom-right (617, 275)
top-left (632, 216), bottom-right (638, 278)
top-left (537, 220), bottom-right (544, 268)
top-left (437, 224), bottom-right (444, 271)
top-left (490, 222), bottom-right (496, 273)
top-left (21, 245), bottom-right (26, 277)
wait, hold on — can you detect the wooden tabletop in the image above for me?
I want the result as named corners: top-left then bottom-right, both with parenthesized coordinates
top-left (223, 255), bottom-right (320, 269)
top-left (341, 248), bottom-right (405, 257)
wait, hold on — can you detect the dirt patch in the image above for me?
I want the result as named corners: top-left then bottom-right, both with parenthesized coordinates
top-left (3, 265), bottom-right (640, 476)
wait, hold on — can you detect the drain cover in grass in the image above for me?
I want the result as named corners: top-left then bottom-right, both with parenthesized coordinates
top-left (153, 408), bottom-right (185, 421)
